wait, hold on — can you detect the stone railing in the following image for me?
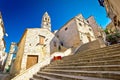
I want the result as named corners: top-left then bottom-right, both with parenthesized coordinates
top-left (51, 48), bottom-right (73, 59)
top-left (11, 58), bottom-right (50, 80)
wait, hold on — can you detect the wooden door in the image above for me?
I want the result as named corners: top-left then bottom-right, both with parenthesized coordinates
top-left (26, 55), bottom-right (38, 69)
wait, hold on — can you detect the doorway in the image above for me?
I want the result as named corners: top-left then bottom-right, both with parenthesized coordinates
top-left (26, 55), bottom-right (38, 69)
top-left (87, 36), bottom-right (91, 42)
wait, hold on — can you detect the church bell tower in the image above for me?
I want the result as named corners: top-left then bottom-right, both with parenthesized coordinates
top-left (41, 12), bottom-right (51, 31)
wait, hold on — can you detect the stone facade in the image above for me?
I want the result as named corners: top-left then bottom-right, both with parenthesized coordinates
top-left (55, 14), bottom-right (96, 49)
top-left (11, 30), bottom-right (27, 76)
top-left (106, 22), bottom-right (117, 34)
top-left (87, 16), bottom-right (106, 42)
top-left (76, 14), bottom-right (96, 43)
top-left (4, 42), bottom-right (17, 72)
top-left (11, 28), bottom-right (60, 76)
top-left (41, 12), bottom-right (51, 31)
top-left (101, 0), bottom-right (120, 32)
top-left (0, 12), bottom-right (7, 71)
top-left (11, 12), bottom-right (61, 76)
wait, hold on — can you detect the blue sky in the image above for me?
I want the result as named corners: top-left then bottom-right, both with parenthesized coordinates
top-left (0, 0), bottom-right (110, 52)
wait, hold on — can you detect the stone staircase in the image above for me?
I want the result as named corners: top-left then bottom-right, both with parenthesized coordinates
top-left (30, 44), bottom-right (120, 80)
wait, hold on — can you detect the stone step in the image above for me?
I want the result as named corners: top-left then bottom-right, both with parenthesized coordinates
top-left (30, 44), bottom-right (120, 80)
top-left (45, 65), bottom-right (120, 71)
top-left (30, 78), bottom-right (41, 80)
top-left (37, 71), bottom-right (112, 80)
top-left (76, 49), bottom-right (120, 59)
top-left (41, 69), bottom-right (120, 79)
top-left (62, 47), bottom-right (120, 61)
top-left (61, 44), bottom-right (120, 60)
top-left (33, 74), bottom-right (61, 80)
top-left (51, 54), bottom-right (120, 65)
top-left (49, 60), bottom-right (120, 67)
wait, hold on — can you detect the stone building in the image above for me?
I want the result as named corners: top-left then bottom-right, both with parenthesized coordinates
top-left (11, 12), bottom-right (61, 76)
top-left (87, 16), bottom-right (106, 42)
top-left (4, 42), bottom-right (17, 72)
top-left (55, 14), bottom-right (96, 49)
top-left (98, 0), bottom-right (120, 32)
top-left (10, 12), bottom-right (106, 79)
top-left (106, 22), bottom-right (117, 34)
top-left (41, 12), bottom-right (51, 31)
top-left (0, 12), bottom-right (7, 71)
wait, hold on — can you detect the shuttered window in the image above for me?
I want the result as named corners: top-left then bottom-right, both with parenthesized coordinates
top-left (39, 35), bottom-right (45, 45)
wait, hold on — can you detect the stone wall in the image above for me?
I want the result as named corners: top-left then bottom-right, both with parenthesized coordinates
top-left (4, 42), bottom-right (17, 73)
top-left (50, 48), bottom-right (73, 59)
top-left (87, 16), bottom-right (101, 38)
top-left (104, 0), bottom-right (120, 31)
top-left (10, 30), bottom-right (27, 76)
top-left (87, 16), bottom-right (106, 42)
top-left (11, 28), bottom-right (60, 76)
top-left (55, 14), bottom-right (96, 50)
top-left (75, 39), bottom-right (105, 53)
top-left (0, 12), bottom-right (6, 71)
top-left (11, 58), bottom-right (50, 80)
top-left (55, 19), bottom-right (81, 48)
top-left (75, 14), bottom-right (96, 44)
top-left (50, 36), bottom-right (61, 54)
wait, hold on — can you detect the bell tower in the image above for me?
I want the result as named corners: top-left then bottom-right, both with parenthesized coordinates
top-left (41, 12), bottom-right (51, 31)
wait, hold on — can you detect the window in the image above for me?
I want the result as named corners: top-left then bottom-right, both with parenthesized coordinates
top-left (89, 28), bottom-right (92, 31)
top-left (65, 27), bottom-right (68, 31)
top-left (29, 44), bottom-right (31, 46)
top-left (54, 41), bottom-right (56, 47)
top-left (57, 35), bottom-right (59, 38)
top-left (77, 18), bottom-right (81, 21)
top-left (45, 18), bottom-right (47, 20)
top-left (58, 46), bottom-right (61, 51)
top-left (60, 42), bottom-right (63, 46)
top-left (39, 35), bottom-right (45, 45)
top-left (87, 20), bottom-right (89, 23)
top-left (79, 23), bottom-right (82, 26)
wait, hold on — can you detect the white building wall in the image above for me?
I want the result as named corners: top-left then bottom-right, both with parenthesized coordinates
top-left (75, 14), bottom-right (96, 44)
top-left (20, 28), bottom-right (60, 73)
top-left (0, 13), bottom-right (6, 70)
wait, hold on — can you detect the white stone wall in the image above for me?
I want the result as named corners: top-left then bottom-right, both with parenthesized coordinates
top-left (11, 57), bottom-right (50, 80)
top-left (20, 28), bottom-right (60, 73)
top-left (11, 28), bottom-right (60, 76)
top-left (75, 14), bottom-right (96, 44)
top-left (41, 12), bottom-right (51, 31)
top-left (0, 17), bottom-right (5, 52)
top-left (0, 13), bottom-right (6, 69)
top-left (51, 48), bottom-right (73, 60)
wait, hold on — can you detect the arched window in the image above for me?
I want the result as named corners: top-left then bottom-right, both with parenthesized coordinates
top-left (45, 18), bottom-right (47, 20)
